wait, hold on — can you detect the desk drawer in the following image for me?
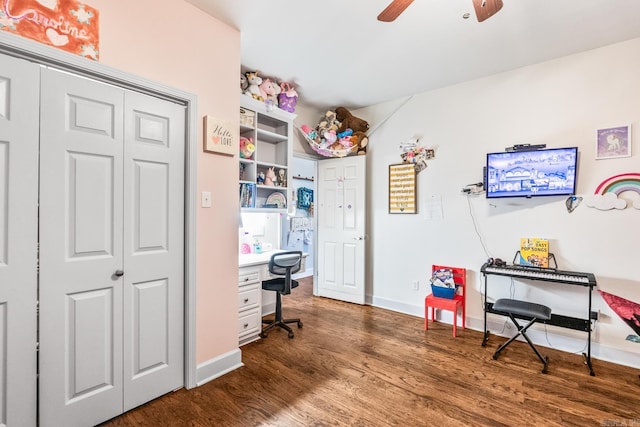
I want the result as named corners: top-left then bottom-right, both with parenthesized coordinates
top-left (239, 269), bottom-right (260, 286)
top-left (239, 286), bottom-right (260, 312)
top-left (238, 308), bottom-right (261, 338)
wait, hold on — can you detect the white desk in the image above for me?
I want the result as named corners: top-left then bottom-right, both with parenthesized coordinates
top-left (238, 251), bottom-right (306, 345)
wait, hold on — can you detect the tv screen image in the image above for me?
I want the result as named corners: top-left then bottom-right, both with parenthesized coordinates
top-left (486, 147), bottom-right (578, 199)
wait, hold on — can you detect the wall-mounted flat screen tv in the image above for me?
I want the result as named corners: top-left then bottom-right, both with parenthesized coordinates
top-left (485, 147), bottom-right (578, 199)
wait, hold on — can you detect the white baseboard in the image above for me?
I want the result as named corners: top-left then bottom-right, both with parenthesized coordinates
top-left (370, 296), bottom-right (640, 370)
top-left (195, 348), bottom-right (243, 386)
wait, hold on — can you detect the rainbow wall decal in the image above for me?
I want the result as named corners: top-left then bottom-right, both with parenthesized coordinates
top-left (586, 172), bottom-right (640, 210)
top-left (595, 173), bottom-right (640, 195)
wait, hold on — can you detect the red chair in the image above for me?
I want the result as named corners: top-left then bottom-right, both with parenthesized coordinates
top-left (424, 265), bottom-right (466, 337)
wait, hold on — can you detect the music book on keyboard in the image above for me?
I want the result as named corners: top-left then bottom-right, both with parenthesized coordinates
top-left (519, 237), bottom-right (549, 268)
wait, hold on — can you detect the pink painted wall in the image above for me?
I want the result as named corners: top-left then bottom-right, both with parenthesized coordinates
top-left (90, 0), bottom-right (240, 364)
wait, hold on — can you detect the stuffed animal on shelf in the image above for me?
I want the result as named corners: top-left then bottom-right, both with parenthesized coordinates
top-left (239, 136), bottom-right (255, 159)
top-left (244, 71), bottom-right (263, 101)
top-left (264, 167), bottom-right (276, 186)
top-left (257, 171), bottom-right (265, 184)
top-left (259, 78), bottom-right (279, 108)
top-left (240, 73), bottom-right (248, 93)
top-left (278, 82), bottom-right (298, 113)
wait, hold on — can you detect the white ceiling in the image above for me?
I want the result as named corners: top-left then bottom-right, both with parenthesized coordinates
top-left (187, 0), bottom-right (640, 111)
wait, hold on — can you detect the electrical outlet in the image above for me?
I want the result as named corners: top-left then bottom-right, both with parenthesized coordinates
top-left (412, 280), bottom-right (419, 290)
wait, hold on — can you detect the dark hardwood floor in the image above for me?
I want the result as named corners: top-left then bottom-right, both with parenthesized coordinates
top-left (102, 277), bottom-right (639, 426)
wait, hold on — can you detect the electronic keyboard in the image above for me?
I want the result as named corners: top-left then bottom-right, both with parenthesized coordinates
top-left (481, 263), bottom-right (596, 286)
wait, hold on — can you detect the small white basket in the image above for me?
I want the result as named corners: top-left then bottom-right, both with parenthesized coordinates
top-left (240, 107), bottom-right (255, 127)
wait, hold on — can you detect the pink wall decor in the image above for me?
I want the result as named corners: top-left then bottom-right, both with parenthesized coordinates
top-left (1, 0), bottom-right (99, 60)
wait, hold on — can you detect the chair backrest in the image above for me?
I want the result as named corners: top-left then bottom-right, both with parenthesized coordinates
top-left (269, 251), bottom-right (303, 276)
top-left (432, 265), bottom-right (466, 296)
top-left (269, 251), bottom-right (302, 295)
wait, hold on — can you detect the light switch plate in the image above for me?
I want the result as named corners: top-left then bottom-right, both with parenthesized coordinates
top-left (201, 191), bottom-right (212, 208)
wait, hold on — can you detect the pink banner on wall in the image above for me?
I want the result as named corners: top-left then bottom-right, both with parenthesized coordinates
top-left (1, 0), bottom-right (99, 60)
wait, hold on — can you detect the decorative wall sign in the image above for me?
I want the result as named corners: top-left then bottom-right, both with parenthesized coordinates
top-left (204, 115), bottom-right (236, 156)
top-left (297, 187), bottom-right (313, 210)
top-left (1, 0), bottom-right (100, 60)
top-left (389, 163), bottom-right (416, 214)
top-left (596, 125), bottom-right (631, 159)
top-left (585, 172), bottom-right (640, 210)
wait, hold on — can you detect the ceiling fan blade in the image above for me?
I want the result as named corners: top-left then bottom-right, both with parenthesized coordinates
top-left (472, 0), bottom-right (503, 22)
top-left (377, 0), bottom-right (415, 22)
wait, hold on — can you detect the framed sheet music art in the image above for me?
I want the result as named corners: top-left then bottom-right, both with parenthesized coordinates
top-left (389, 164), bottom-right (416, 214)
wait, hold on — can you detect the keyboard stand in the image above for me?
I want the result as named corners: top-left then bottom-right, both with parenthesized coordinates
top-left (481, 262), bottom-right (597, 376)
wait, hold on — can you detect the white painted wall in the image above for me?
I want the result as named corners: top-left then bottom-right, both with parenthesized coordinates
top-left (357, 38), bottom-right (640, 368)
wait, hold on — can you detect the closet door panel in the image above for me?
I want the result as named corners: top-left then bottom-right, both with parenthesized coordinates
top-left (134, 160), bottom-right (169, 250)
top-left (0, 54), bottom-right (39, 427)
top-left (123, 91), bottom-right (184, 411)
top-left (68, 152), bottom-right (115, 256)
top-left (39, 68), bottom-right (125, 427)
top-left (66, 288), bottom-right (115, 399)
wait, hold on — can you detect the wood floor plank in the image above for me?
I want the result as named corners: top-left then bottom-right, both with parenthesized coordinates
top-left (100, 277), bottom-right (639, 426)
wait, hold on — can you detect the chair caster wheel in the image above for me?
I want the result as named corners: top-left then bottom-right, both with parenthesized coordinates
top-left (288, 332), bottom-right (294, 339)
top-left (259, 332), bottom-right (267, 339)
top-left (297, 321), bottom-right (303, 328)
top-left (492, 354), bottom-right (499, 360)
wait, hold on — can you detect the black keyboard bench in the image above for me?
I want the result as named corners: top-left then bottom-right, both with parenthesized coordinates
top-left (492, 298), bottom-right (552, 373)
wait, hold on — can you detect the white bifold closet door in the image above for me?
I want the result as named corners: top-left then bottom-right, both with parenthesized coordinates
top-left (38, 68), bottom-right (185, 427)
top-left (0, 53), bottom-right (39, 427)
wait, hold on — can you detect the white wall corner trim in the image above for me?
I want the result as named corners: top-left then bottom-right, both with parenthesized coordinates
top-left (196, 349), bottom-right (244, 387)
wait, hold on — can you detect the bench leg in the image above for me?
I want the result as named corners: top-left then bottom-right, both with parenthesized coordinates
top-left (492, 315), bottom-right (549, 373)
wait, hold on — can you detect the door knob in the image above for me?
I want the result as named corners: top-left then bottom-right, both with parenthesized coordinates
top-left (353, 236), bottom-right (365, 241)
top-left (114, 270), bottom-right (124, 277)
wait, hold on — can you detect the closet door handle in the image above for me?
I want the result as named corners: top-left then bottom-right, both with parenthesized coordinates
top-left (114, 270), bottom-right (124, 277)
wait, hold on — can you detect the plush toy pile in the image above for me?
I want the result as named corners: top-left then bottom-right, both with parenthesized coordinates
top-left (241, 70), bottom-right (298, 113)
top-left (300, 106), bottom-right (370, 157)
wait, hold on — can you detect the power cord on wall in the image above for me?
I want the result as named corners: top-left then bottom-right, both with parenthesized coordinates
top-left (543, 322), bottom-right (590, 356)
top-left (466, 193), bottom-right (491, 259)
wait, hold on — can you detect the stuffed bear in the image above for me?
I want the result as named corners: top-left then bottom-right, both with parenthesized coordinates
top-left (351, 131), bottom-right (369, 155)
top-left (335, 106), bottom-right (369, 134)
top-left (335, 106), bottom-right (370, 155)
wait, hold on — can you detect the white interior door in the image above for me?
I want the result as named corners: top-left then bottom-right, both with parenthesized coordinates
top-left (123, 90), bottom-right (184, 410)
top-left (39, 68), bottom-right (126, 426)
top-left (38, 68), bottom-right (185, 426)
top-left (317, 156), bottom-right (366, 304)
top-left (0, 54), bottom-right (39, 427)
